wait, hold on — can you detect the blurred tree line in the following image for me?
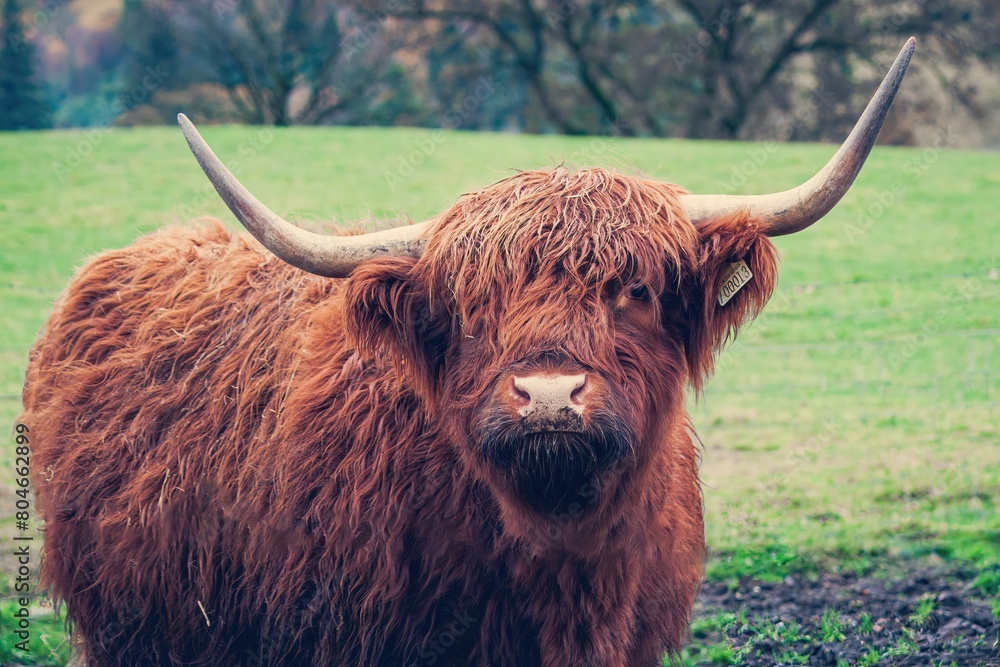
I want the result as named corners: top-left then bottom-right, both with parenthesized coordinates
top-left (0, 0), bottom-right (51, 129)
top-left (4, 0), bottom-right (999, 144)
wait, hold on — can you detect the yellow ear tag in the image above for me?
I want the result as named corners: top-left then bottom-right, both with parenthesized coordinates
top-left (717, 260), bottom-right (753, 306)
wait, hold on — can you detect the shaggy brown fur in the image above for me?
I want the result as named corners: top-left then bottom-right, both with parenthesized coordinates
top-left (22, 167), bottom-right (778, 666)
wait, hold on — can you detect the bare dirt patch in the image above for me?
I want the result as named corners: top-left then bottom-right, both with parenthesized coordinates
top-left (691, 564), bottom-right (1000, 666)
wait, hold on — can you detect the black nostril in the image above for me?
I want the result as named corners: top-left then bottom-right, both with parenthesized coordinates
top-left (510, 377), bottom-right (532, 404)
top-left (569, 375), bottom-right (588, 404)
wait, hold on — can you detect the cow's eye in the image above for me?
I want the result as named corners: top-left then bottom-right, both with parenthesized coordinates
top-left (627, 284), bottom-right (650, 302)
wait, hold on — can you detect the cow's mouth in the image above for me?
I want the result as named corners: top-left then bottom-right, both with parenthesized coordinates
top-left (479, 426), bottom-right (630, 516)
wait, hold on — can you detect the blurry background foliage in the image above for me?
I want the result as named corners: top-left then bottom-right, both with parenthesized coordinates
top-left (0, 0), bottom-right (998, 147)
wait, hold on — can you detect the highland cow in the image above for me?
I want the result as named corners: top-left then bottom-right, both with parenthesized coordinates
top-left (21, 40), bottom-right (914, 667)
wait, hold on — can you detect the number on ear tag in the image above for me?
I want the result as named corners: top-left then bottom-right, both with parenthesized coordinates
top-left (717, 259), bottom-right (753, 306)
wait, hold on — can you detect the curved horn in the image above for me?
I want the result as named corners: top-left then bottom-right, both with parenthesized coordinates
top-left (178, 114), bottom-right (429, 277)
top-left (680, 37), bottom-right (916, 236)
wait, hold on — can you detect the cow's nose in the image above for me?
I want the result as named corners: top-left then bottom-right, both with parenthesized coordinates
top-left (510, 373), bottom-right (588, 418)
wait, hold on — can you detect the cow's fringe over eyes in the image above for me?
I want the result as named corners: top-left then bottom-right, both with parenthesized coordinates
top-left (428, 168), bottom-right (695, 333)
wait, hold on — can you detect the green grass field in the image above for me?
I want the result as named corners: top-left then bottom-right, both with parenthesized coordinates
top-left (1, 125), bottom-right (997, 665)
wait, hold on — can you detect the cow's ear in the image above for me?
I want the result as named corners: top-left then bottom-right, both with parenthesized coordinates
top-left (344, 257), bottom-right (449, 405)
top-left (685, 215), bottom-right (779, 390)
